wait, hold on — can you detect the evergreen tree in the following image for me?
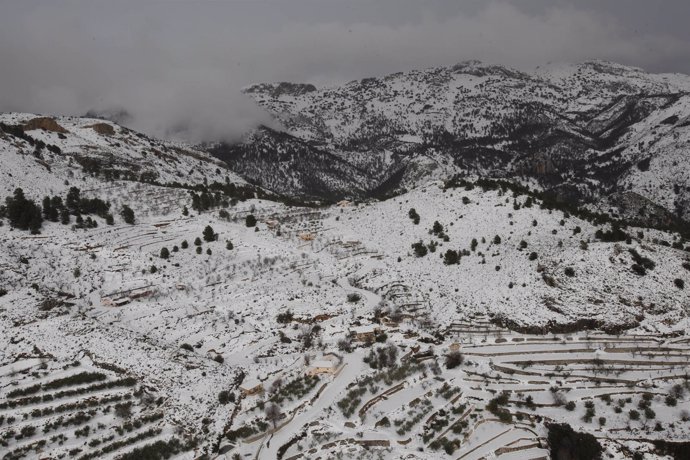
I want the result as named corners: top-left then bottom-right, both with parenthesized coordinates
top-left (432, 221), bottom-right (444, 235)
top-left (66, 187), bottom-right (81, 213)
top-left (443, 249), bottom-right (459, 265)
top-left (411, 241), bottom-right (428, 257)
top-left (226, 241), bottom-right (234, 250)
top-left (5, 188), bottom-right (43, 233)
top-left (493, 235), bottom-right (501, 244)
top-left (160, 247), bottom-right (170, 259)
top-left (203, 225), bottom-right (216, 242)
top-left (182, 205), bottom-right (189, 216)
top-left (245, 214), bottom-right (257, 227)
top-left (194, 237), bottom-right (202, 246)
top-left (121, 205), bottom-right (135, 224)
top-left (470, 238), bottom-right (478, 252)
top-left (60, 207), bottom-right (70, 225)
top-left (181, 240), bottom-right (189, 249)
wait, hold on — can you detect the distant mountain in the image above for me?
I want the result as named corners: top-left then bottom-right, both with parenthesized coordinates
top-left (211, 60), bottom-right (690, 225)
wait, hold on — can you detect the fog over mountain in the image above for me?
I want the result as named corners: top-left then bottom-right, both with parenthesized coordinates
top-left (1, 0), bottom-right (690, 142)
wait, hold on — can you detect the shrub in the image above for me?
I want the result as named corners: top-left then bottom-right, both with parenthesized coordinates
top-left (493, 235), bottom-right (501, 244)
top-left (120, 205), bottom-right (135, 224)
top-left (445, 351), bottom-right (464, 369)
top-left (564, 267), bottom-right (575, 277)
top-left (674, 278), bottom-right (685, 289)
top-left (245, 214), bottom-right (257, 227)
top-left (196, 247), bottom-right (202, 255)
top-left (443, 249), bottom-right (459, 265)
top-left (159, 247), bottom-right (169, 259)
top-left (181, 240), bottom-right (189, 249)
top-left (408, 208), bottom-right (420, 224)
top-left (226, 241), bottom-right (234, 250)
top-left (218, 391), bottom-right (234, 405)
top-left (411, 241), bottom-right (428, 257)
top-left (347, 293), bottom-right (361, 303)
top-left (276, 310), bottom-right (294, 324)
top-left (565, 401), bottom-right (576, 411)
top-left (194, 237), bottom-right (202, 246)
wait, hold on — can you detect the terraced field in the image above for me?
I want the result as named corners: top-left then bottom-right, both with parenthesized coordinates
top-left (0, 357), bottom-right (187, 460)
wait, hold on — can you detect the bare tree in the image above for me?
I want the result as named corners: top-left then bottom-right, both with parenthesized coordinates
top-left (265, 403), bottom-right (282, 428)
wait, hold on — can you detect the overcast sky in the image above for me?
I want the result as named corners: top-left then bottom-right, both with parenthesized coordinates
top-left (1, 0), bottom-right (689, 141)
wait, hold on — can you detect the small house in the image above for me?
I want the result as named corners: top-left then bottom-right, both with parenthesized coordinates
top-left (306, 355), bottom-right (340, 376)
top-left (351, 325), bottom-right (380, 342)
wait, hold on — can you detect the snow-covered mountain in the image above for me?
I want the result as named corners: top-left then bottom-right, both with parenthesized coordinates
top-left (0, 112), bottom-right (249, 198)
top-left (216, 60), bottom-right (690, 226)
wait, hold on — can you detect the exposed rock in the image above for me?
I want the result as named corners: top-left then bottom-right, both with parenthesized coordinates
top-left (86, 122), bottom-right (115, 136)
top-left (23, 117), bottom-right (68, 134)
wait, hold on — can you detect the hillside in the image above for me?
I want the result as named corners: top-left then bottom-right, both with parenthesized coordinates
top-left (0, 112), bottom-right (248, 198)
top-left (1, 139), bottom-right (689, 459)
top-left (223, 60), bottom-right (690, 224)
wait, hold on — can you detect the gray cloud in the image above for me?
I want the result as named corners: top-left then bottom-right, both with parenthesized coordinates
top-left (1, 0), bottom-right (688, 142)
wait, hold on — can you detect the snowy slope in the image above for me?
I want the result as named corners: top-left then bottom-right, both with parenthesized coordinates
top-left (233, 60), bottom-right (690, 222)
top-left (0, 112), bottom-right (247, 198)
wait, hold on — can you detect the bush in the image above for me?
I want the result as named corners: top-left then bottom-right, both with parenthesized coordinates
top-left (408, 208), bottom-right (420, 224)
top-left (120, 205), bottom-right (135, 224)
top-left (245, 214), bottom-right (257, 227)
top-left (181, 240), bottom-right (189, 249)
top-left (196, 247), bottom-right (202, 255)
top-left (218, 391), bottom-right (234, 405)
top-left (347, 293), bottom-right (361, 303)
top-left (276, 310), bottom-right (294, 324)
top-left (565, 401), bottom-right (576, 411)
top-left (443, 249), bottom-right (459, 265)
top-left (194, 237), bottom-right (202, 246)
top-left (564, 267), bottom-right (575, 277)
top-left (529, 252), bottom-right (538, 261)
top-left (159, 247), bottom-right (169, 259)
top-left (226, 241), bottom-right (234, 250)
top-left (445, 351), bottom-right (464, 369)
top-left (412, 241), bottom-right (428, 257)
top-left (547, 423), bottom-right (602, 460)
top-left (674, 278), bottom-right (685, 289)
top-left (493, 235), bottom-right (501, 244)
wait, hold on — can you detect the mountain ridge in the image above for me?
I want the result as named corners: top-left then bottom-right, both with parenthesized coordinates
top-left (212, 59), bottom-right (690, 226)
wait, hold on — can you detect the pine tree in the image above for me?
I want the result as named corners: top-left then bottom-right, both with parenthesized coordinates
top-left (194, 237), bottom-right (202, 246)
top-left (182, 205), bottom-right (189, 216)
top-left (245, 214), bottom-right (257, 227)
top-left (493, 235), bottom-right (501, 244)
top-left (181, 240), bottom-right (189, 249)
top-left (6, 188), bottom-right (43, 233)
top-left (226, 241), bottom-right (234, 250)
top-left (443, 249), bottom-right (459, 265)
top-left (203, 225), bottom-right (216, 242)
top-left (120, 205), bottom-right (135, 224)
top-left (160, 247), bottom-right (170, 259)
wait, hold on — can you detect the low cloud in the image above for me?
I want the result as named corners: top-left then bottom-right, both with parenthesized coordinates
top-left (0, 1), bottom-right (687, 142)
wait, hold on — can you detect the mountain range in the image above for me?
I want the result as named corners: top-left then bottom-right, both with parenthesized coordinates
top-left (210, 60), bottom-right (690, 228)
